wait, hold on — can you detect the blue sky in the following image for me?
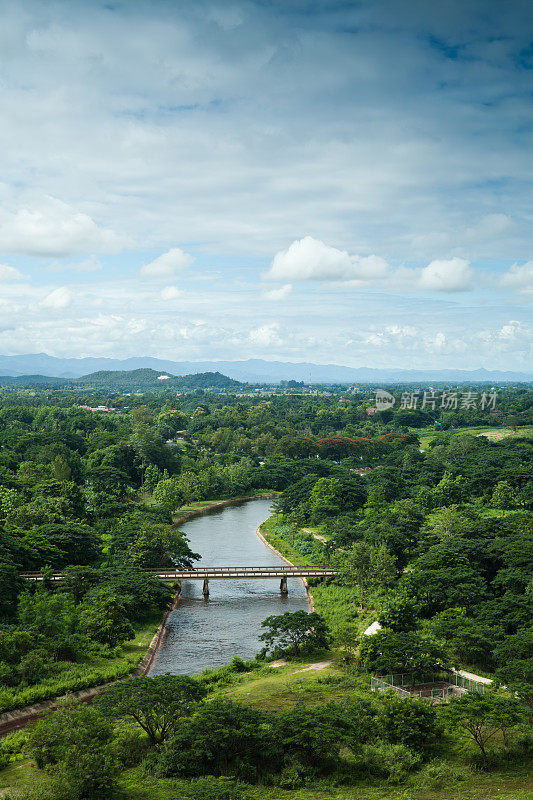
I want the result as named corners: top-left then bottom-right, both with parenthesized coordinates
top-left (0, 0), bottom-right (531, 369)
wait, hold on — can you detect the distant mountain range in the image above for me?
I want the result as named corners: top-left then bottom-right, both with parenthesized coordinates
top-left (0, 354), bottom-right (531, 384)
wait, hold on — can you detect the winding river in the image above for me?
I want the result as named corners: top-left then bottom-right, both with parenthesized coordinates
top-left (150, 498), bottom-right (308, 675)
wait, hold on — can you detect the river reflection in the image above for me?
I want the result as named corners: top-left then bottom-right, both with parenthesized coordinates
top-left (150, 498), bottom-right (309, 675)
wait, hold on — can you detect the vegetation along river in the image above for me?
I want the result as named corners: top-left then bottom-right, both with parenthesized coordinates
top-left (150, 498), bottom-right (309, 675)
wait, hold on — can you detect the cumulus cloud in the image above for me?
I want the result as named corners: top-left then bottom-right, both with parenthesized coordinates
top-left (40, 286), bottom-right (73, 310)
top-left (248, 323), bottom-right (282, 347)
top-left (0, 198), bottom-right (122, 257)
top-left (0, 264), bottom-right (24, 281)
top-left (141, 248), bottom-right (194, 279)
top-left (160, 285), bottom-right (182, 300)
top-left (267, 237), bottom-right (390, 282)
top-left (501, 261), bottom-right (533, 295)
top-left (262, 283), bottom-right (292, 301)
top-left (419, 258), bottom-right (473, 292)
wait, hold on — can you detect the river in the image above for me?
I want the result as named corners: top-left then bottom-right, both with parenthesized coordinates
top-left (150, 498), bottom-right (309, 675)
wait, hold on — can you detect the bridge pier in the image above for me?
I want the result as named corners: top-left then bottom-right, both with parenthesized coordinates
top-left (203, 578), bottom-right (210, 598)
top-left (280, 576), bottom-right (288, 595)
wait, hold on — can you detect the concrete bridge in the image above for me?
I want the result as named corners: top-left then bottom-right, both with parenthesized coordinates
top-left (20, 565), bottom-right (337, 597)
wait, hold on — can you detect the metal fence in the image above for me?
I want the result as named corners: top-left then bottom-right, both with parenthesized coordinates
top-left (370, 671), bottom-right (486, 702)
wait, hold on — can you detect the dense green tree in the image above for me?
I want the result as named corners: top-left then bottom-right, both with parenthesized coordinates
top-left (259, 611), bottom-right (331, 657)
top-left (359, 630), bottom-right (451, 680)
top-left (97, 674), bottom-right (206, 744)
top-left (28, 701), bottom-right (117, 799)
top-left (441, 693), bottom-right (526, 763)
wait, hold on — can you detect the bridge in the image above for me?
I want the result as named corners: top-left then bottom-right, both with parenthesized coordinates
top-left (20, 565), bottom-right (337, 597)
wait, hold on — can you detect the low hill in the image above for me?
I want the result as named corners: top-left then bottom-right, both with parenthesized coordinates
top-left (73, 368), bottom-right (241, 390)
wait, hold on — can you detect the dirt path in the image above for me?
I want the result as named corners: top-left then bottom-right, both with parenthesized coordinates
top-left (302, 528), bottom-right (327, 543)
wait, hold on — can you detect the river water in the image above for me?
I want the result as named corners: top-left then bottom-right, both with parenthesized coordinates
top-left (150, 498), bottom-right (309, 675)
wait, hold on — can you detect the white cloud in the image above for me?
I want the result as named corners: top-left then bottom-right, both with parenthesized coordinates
top-left (267, 237), bottom-right (390, 282)
top-left (248, 323), bottom-right (281, 347)
top-left (419, 258), bottom-right (473, 292)
top-left (0, 198), bottom-right (122, 257)
top-left (160, 285), bottom-right (182, 300)
top-left (141, 248), bottom-right (194, 279)
top-left (501, 261), bottom-right (533, 295)
top-left (0, 264), bottom-right (23, 281)
top-left (262, 283), bottom-right (292, 301)
top-left (40, 286), bottom-right (73, 310)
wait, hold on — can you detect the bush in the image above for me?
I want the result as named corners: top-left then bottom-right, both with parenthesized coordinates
top-left (379, 695), bottom-right (438, 752)
top-left (359, 741), bottom-right (422, 784)
top-left (418, 760), bottom-right (470, 790)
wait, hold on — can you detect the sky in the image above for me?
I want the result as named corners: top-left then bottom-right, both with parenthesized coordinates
top-left (0, 0), bottom-right (531, 371)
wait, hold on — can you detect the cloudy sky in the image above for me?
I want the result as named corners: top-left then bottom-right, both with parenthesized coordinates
top-left (0, 0), bottom-right (531, 370)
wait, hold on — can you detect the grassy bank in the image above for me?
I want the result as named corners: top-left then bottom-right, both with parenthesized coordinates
top-left (0, 615), bottom-right (161, 715)
top-left (258, 517), bottom-right (374, 639)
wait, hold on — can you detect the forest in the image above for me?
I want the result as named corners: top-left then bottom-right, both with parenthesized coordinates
top-left (0, 383), bottom-right (531, 800)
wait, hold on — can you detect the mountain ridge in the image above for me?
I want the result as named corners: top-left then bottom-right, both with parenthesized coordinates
top-left (0, 354), bottom-right (530, 384)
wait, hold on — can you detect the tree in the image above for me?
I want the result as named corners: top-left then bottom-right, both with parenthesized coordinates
top-left (259, 611), bottom-right (331, 657)
top-left (491, 480), bottom-right (517, 510)
top-left (341, 541), bottom-right (396, 611)
top-left (157, 700), bottom-right (276, 780)
top-left (378, 595), bottom-right (420, 632)
top-left (442, 692), bottom-right (525, 763)
top-left (153, 477), bottom-right (183, 513)
top-left (28, 701), bottom-right (117, 799)
top-left (379, 695), bottom-right (437, 752)
top-left (359, 630), bottom-right (450, 680)
top-left (97, 674), bottom-right (206, 744)
top-left (77, 590), bottom-right (134, 647)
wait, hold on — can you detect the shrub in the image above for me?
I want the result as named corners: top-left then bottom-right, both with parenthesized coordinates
top-left (112, 726), bottom-right (150, 767)
top-left (379, 695), bottom-right (438, 752)
top-left (418, 760), bottom-right (470, 790)
top-left (360, 741), bottom-right (422, 784)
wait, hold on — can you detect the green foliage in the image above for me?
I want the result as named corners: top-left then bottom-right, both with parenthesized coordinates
top-left (97, 674), bottom-right (206, 744)
top-left (378, 595), bottom-right (420, 632)
top-left (379, 695), bottom-right (438, 751)
top-left (359, 630), bottom-right (451, 678)
top-left (259, 610), bottom-right (331, 657)
top-left (358, 741), bottom-right (422, 784)
top-left (28, 701), bottom-right (117, 799)
top-left (441, 692), bottom-right (527, 763)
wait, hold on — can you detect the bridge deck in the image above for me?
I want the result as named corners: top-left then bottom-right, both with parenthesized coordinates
top-left (21, 566), bottom-right (336, 581)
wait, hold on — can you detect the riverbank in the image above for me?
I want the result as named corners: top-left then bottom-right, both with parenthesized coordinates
top-left (258, 516), bottom-right (375, 639)
top-left (171, 492), bottom-right (279, 527)
top-left (0, 614), bottom-right (163, 737)
top-left (256, 523), bottom-right (315, 612)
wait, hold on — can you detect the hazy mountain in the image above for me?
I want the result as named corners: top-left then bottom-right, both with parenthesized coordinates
top-left (0, 354), bottom-right (530, 384)
top-left (74, 369), bottom-right (240, 390)
top-left (0, 368), bottom-right (240, 390)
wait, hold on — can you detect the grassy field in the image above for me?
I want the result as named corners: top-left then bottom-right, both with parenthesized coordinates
top-left (417, 424), bottom-right (533, 450)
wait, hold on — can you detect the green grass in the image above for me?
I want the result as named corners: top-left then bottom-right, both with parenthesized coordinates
top-left (417, 424), bottom-right (533, 450)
